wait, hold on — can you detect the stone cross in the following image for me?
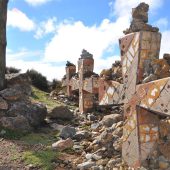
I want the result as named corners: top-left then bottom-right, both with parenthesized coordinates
top-left (63, 50), bottom-right (98, 113)
top-left (119, 2), bottom-right (170, 168)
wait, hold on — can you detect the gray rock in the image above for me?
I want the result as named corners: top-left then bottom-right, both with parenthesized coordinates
top-left (77, 161), bottom-right (96, 170)
top-left (49, 123), bottom-right (64, 132)
top-left (59, 126), bottom-right (76, 139)
top-left (101, 114), bottom-right (122, 127)
top-left (91, 123), bottom-right (100, 130)
top-left (73, 130), bottom-right (91, 141)
top-left (7, 101), bottom-right (47, 127)
top-left (87, 114), bottom-right (97, 121)
top-left (0, 115), bottom-right (32, 132)
top-left (48, 106), bottom-right (74, 120)
top-left (85, 153), bottom-right (93, 160)
top-left (92, 154), bottom-right (102, 161)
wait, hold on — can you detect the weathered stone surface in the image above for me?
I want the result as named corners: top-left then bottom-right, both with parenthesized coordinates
top-left (48, 106), bottom-right (74, 120)
top-left (73, 130), bottom-right (91, 141)
top-left (59, 126), bottom-right (76, 139)
top-left (101, 114), bottom-right (122, 127)
top-left (52, 138), bottom-right (74, 151)
top-left (123, 3), bottom-right (159, 34)
top-left (0, 87), bottom-right (24, 101)
top-left (0, 97), bottom-right (8, 110)
top-left (6, 73), bottom-right (31, 87)
top-left (7, 101), bottom-right (47, 127)
top-left (0, 115), bottom-right (32, 132)
top-left (77, 161), bottom-right (96, 170)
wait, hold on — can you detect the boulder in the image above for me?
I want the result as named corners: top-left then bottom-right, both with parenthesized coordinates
top-left (48, 106), bottom-right (74, 120)
top-left (101, 114), bottom-right (122, 127)
top-left (6, 73), bottom-right (31, 87)
top-left (59, 126), bottom-right (76, 139)
top-left (52, 138), bottom-right (74, 151)
top-left (7, 101), bottom-right (47, 127)
top-left (0, 115), bottom-right (32, 132)
top-left (0, 87), bottom-right (24, 101)
top-left (0, 97), bottom-right (8, 110)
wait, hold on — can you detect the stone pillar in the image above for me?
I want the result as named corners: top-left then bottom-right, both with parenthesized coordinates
top-left (78, 49), bottom-right (94, 113)
top-left (120, 30), bottom-right (161, 168)
top-left (66, 65), bottom-right (76, 96)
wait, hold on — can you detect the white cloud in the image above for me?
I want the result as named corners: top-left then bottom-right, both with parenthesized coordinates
top-left (160, 30), bottom-right (170, 57)
top-left (44, 16), bottom-right (129, 74)
top-left (25, 0), bottom-right (53, 6)
top-left (7, 8), bottom-right (35, 31)
top-left (6, 49), bottom-right (64, 80)
top-left (34, 17), bottom-right (57, 39)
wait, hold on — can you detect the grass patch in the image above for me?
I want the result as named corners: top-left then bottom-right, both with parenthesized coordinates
top-left (0, 126), bottom-right (26, 140)
top-left (20, 132), bottom-right (58, 145)
top-left (31, 86), bottom-right (62, 111)
top-left (23, 149), bottom-right (58, 170)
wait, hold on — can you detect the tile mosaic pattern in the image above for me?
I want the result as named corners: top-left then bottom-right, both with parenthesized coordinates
top-left (99, 80), bottom-right (124, 105)
top-left (120, 31), bottom-right (169, 168)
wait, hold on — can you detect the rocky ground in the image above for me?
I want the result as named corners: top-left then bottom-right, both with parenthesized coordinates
top-left (1, 75), bottom-right (170, 170)
top-left (0, 82), bottom-right (125, 170)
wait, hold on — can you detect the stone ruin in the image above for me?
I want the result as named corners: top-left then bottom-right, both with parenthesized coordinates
top-left (62, 2), bottom-right (170, 169)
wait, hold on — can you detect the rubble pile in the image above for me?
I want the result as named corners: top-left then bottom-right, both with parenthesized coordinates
top-left (49, 105), bottom-right (125, 170)
top-left (100, 61), bottom-right (122, 83)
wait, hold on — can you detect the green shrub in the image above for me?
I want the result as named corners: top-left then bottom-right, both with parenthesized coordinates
top-left (6, 67), bottom-right (21, 74)
top-left (26, 69), bottom-right (49, 92)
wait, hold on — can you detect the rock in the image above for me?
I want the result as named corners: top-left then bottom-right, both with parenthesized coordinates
top-left (59, 126), bottom-right (76, 139)
top-left (0, 97), bottom-right (8, 110)
top-left (49, 123), bottom-right (64, 132)
top-left (87, 114), bottom-right (97, 121)
top-left (159, 161), bottom-right (169, 169)
top-left (0, 115), bottom-right (32, 132)
top-left (163, 53), bottom-right (170, 65)
top-left (96, 158), bottom-right (109, 166)
top-left (91, 166), bottom-right (104, 170)
top-left (52, 138), bottom-right (74, 151)
top-left (92, 154), bottom-right (102, 161)
top-left (96, 130), bottom-right (114, 145)
top-left (73, 130), bottom-right (91, 141)
top-left (77, 161), bottom-right (96, 170)
top-left (91, 123), bottom-right (100, 130)
top-left (0, 87), bottom-right (24, 101)
top-left (143, 74), bottom-right (157, 83)
top-left (6, 73), bottom-right (31, 87)
top-left (48, 106), bottom-right (74, 120)
top-left (101, 114), bottom-right (122, 127)
top-left (7, 101), bottom-right (47, 127)
top-left (85, 153), bottom-right (93, 160)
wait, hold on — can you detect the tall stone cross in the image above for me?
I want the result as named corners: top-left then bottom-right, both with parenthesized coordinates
top-left (64, 50), bottom-right (98, 113)
top-left (119, 2), bottom-right (170, 168)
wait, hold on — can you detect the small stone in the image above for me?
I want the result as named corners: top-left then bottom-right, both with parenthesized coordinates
top-left (92, 154), bottom-right (102, 161)
top-left (91, 123), bottom-right (100, 130)
top-left (77, 161), bottom-right (96, 170)
top-left (59, 126), bottom-right (76, 139)
top-left (52, 138), bottom-right (74, 151)
top-left (85, 153), bottom-right (93, 160)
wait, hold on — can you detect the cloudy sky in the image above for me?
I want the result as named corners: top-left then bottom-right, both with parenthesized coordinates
top-left (7, 0), bottom-right (170, 80)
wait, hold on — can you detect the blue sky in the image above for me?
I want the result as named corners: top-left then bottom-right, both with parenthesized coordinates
top-left (6, 0), bottom-right (170, 80)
